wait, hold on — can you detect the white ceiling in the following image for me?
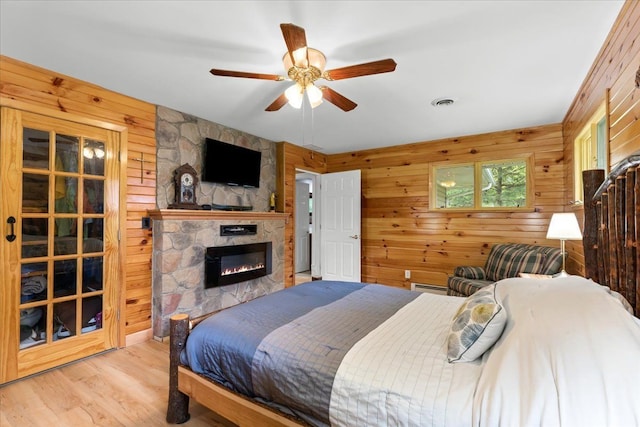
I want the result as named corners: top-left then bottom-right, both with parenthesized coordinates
top-left (0, 1), bottom-right (624, 154)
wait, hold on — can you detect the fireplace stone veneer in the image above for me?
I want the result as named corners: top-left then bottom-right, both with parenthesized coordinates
top-left (149, 210), bottom-right (287, 338)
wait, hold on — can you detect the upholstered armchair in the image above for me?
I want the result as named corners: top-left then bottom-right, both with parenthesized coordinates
top-left (447, 243), bottom-right (563, 297)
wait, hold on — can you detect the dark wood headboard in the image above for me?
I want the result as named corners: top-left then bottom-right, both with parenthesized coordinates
top-left (583, 152), bottom-right (640, 316)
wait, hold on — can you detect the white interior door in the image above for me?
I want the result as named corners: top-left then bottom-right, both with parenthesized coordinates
top-left (295, 181), bottom-right (310, 273)
top-left (320, 170), bottom-right (361, 282)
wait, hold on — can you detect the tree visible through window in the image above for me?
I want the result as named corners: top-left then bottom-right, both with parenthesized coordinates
top-left (481, 160), bottom-right (526, 207)
top-left (433, 158), bottom-right (529, 209)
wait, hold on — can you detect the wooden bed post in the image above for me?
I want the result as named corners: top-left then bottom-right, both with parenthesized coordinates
top-left (584, 152), bottom-right (640, 316)
top-left (583, 169), bottom-right (605, 282)
top-left (167, 314), bottom-right (191, 424)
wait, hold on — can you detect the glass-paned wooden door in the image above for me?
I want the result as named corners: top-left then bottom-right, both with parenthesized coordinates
top-left (0, 108), bottom-right (120, 383)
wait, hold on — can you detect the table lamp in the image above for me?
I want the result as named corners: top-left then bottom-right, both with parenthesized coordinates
top-left (546, 212), bottom-right (583, 277)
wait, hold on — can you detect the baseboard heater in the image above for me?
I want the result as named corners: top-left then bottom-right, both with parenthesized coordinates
top-left (411, 283), bottom-right (447, 294)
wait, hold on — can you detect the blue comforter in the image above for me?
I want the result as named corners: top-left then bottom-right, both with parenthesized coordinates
top-left (180, 280), bottom-right (420, 425)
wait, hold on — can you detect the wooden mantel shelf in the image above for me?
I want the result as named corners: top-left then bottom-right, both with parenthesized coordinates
top-left (148, 209), bottom-right (289, 222)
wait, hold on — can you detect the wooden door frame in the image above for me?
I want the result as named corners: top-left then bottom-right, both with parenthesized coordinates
top-left (0, 97), bottom-right (128, 348)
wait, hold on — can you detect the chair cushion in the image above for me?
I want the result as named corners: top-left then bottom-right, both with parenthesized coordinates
top-left (453, 266), bottom-right (486, 280)
top-left (485, 245), bottom-right (546, 281)
top-left (447, 276), bottom-right (494, 296)
top-left (494, 250), bottom-right (545, 281)
top-left (447, 283), bottom-right (507, 363)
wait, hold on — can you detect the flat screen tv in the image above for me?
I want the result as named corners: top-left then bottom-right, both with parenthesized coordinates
top-left (202, 138), bottom-right (262, 188)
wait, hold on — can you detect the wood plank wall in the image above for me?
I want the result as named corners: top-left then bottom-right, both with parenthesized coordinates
top-left (326, 124), bottom-right (564, 289)
top-left (562, 1), bottom-right (640, 275)
top-left (0, 55), bottom-right (156, 337)
top-left (276, 142), bottom-right (327, 287)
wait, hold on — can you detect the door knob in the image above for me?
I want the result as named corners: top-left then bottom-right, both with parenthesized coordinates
top-left (349, 234), bottom-right (359, 240)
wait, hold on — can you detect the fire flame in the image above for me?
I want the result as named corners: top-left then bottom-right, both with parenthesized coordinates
top-left (221, 263), bottom-right (265, 276)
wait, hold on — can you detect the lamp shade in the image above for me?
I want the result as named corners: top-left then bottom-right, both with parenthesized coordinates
top-left (285, 83), bottom-right (304, 109)
top-left (546, 213), bottom-right (582, 240)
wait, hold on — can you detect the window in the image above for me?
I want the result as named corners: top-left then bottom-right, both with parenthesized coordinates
top-left (432, 158), bottom-right (530, 210)
top-left (574, 103), bottom-right (607, 203)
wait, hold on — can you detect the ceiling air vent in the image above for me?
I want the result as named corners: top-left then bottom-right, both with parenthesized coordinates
top-left (431, 98), bottom-right (455, 107)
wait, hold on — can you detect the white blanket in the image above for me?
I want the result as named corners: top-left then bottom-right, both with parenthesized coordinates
top-left (473, 276), bottom-right (640, 427)
top-left (329, 293), bottom-right (481, 427)
top-left (329, 277), bottom-right (640, 427)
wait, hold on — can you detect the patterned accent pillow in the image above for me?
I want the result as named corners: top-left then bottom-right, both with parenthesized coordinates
top-left (447, 283), bottom-right (507, 363)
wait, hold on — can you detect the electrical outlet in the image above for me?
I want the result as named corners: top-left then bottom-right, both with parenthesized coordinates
top-left (141, 216), bottom-right (151, 229)
top-left (404, 270), bottom-right (411, 279)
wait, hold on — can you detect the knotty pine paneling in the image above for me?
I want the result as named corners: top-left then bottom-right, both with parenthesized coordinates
top-left (276, 142), bottom-right (327, 287)
top-left (0, 55), bottom-right (156, 339)
top-left (563, 1), bottom-right (640, 277)
top-left (327, 123), bottom-right (565, 289)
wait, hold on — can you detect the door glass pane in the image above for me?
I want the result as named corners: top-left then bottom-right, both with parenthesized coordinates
top-left (83, 257), bottom-right (103, 293)
top-left (83, 140), bottom-right (105, 176)
top-left (83, 220), bottom-right (103, 251)
top-left (22, 173), bottom-right (48, 213)
top-left (54, 177), bottom-right (77, 215)
top-left (21, 218), bottom-right (48, 259)
top-left (22, 128), bottom-right (49, 170)
top-left (21, 263), bottom-right (48, 303)
top-left (54, 259), bottom-right (77, 298)
top-left (83, 179), bottom-right (104, 214)
top-left (54, 234), bottom-right (77, 256)
top-left (81, 296), bottom-right (102, 334)
top-left (20, 305), bottom-right (47, 349)
top-left (55, 134), bottom-right (79, 173)
top-left (54, 300), bottom-right (76, 340)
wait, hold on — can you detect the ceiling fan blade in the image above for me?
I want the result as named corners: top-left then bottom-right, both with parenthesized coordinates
top-left (210, 68), bottom-right (285, 81)
top-left (280, 23), bottom-right (308, 68)
top-left (323, 58), bottom-right (397, 81)
top-left (265, 93), bottom-right (289, 112)
top-left (320, 86), bottom-right (357, 111)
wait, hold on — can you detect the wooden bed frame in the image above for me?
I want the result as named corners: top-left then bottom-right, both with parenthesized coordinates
top-left (582, 152), bottom-right (639, 316)
top-left (166, 153), bottom-right (640, 425)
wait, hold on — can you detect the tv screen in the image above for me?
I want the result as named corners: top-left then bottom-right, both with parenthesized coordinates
top-left (202, 138), bottom-right (262, 188)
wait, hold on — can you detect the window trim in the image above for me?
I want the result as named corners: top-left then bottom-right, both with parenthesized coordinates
top-left (574, 103), bottom-right (607, 204)
top-left (430, 156), bottom-right (533, 211)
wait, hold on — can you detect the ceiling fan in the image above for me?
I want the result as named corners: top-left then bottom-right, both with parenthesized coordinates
top-left (210, 23), bottom-right (397, 112)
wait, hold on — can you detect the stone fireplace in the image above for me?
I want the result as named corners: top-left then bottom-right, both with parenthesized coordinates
top-left (149, 210), bottom-right (287, 338)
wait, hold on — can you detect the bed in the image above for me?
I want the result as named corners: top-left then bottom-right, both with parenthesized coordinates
top-left (166, 153), bottom-right (640, 426)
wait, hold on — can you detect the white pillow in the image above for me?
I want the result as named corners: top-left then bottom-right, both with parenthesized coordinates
top-left (447, 283), bottom-right (507, 363)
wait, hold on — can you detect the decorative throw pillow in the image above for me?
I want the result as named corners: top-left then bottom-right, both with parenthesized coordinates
top-left (447, 283), bottom-right (507, 363)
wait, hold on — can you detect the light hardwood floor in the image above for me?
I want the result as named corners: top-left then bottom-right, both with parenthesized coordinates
top-left (0, 340), bottom-right (236, 426)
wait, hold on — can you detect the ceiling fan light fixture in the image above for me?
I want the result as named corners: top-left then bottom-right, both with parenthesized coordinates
top-left (306, 84), bottom-right (323, 108)
top-left (285, 83), bottom-right (304, 109)
top-left (282, 47), bottom-right (326, 75)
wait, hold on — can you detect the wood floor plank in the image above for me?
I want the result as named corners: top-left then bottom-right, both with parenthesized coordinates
top-left (0, 340), bottom-right (235, 426)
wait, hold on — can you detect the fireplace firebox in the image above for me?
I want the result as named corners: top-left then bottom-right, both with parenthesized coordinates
top-left (205, 242), bottom-right (272, 288)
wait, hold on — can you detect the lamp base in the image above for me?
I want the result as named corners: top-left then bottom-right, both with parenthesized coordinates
top-left (554, 270), bottom-right (570, 278)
